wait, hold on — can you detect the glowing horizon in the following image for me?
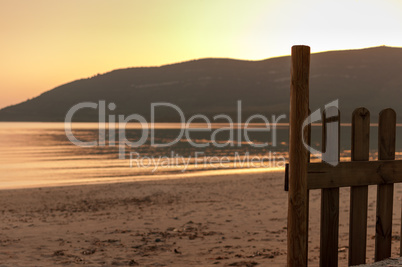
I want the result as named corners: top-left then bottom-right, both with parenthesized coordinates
top-left (1, 0), bottom-right (402, 109)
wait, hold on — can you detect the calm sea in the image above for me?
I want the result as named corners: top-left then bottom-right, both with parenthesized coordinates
top-left (1, 122), bottom-right (402, 189)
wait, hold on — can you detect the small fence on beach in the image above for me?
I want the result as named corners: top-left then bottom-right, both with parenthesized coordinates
top-left (286, 45), bottom-right (402, 267)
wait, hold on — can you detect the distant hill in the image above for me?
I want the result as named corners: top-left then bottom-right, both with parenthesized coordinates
top-left (1, 46), bottom-right (402, 122)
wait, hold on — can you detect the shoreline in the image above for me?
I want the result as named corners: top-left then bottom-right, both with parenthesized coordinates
top-left (0, 167), bottom-right (284, 191)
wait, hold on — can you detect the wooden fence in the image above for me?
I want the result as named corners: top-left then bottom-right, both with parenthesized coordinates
top-left (287, 45), bottom-right (402, 266)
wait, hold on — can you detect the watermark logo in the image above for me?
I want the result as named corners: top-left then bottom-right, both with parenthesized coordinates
top-left (129, 151), bottom-right (286, 172)
top-left (64, 100), bottom-right (287, 159)
top-left (302, 100), bottom-right (339, 166)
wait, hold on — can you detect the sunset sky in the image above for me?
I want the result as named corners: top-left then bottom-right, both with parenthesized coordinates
top-left (1, 0), bottom-right (402, 109)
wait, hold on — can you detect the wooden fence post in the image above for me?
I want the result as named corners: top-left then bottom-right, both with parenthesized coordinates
top-left (288, 45), bottom-right (310, 267)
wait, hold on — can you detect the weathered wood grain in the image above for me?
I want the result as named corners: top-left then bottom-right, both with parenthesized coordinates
top-left (287, 45), bottom-right (310, 267)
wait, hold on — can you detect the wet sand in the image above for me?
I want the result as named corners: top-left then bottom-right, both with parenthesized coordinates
top-left (0, 171), bottom-right (401, 266)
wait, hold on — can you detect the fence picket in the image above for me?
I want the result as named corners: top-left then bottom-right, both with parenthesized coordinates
top-left (349, 107), bottom-right (370, 266)
top-left (320, 108), bottom-right (340, 267)
top-left (375, 108), bottom-right (396, 261)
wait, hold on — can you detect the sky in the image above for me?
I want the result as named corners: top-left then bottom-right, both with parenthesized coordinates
top-left (1, 0), bottom-right (402, 109)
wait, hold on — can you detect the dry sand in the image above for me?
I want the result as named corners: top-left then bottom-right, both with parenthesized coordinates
top-left (0, 171), bottom-right (402, 266)
top-left (355, 257), bottom-right (402, 267)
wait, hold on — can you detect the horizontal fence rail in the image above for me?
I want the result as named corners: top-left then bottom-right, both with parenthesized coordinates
top-left (307, 159), bottom-right (402, 189)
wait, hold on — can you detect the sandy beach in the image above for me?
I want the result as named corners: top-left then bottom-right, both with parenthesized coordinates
top-left (0, 171), bottom-right (402, 266)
